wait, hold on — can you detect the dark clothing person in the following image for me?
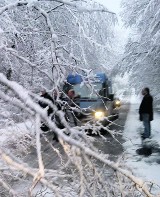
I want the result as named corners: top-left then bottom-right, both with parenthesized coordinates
top-left (39, 90), bottom-right (59, 141)
top-left (63, 89), bottom-right (78, 127)
top-left (139, 94), bottom-right (153, 121)
top-left (39, 92), bottom-right (54, 116)
top-left (52, 90), bottom-right (65, 130)
top-left (139, 88), bottom-right (153, 139)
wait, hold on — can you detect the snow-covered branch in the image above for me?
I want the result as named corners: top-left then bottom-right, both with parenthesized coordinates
top-left (0, 1), bottom-right (28, 15)
top-left (4, 47), bottom-right (54, 83)
top-left (0, 73), bottom-right (154, 197)
top-left (38, 0), bottom-right (116, 14)
top-left (0, 177), bottom-right (16, 197)
top-left (0, 148), bottom-right (60, 195)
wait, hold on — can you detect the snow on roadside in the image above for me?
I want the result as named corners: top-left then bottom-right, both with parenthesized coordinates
top-left (0, 121), bottom-right (34, 142)
top-left (123, 96), bottom-right (160, 194)
top-left (0, 121), bottom-right (35, 156)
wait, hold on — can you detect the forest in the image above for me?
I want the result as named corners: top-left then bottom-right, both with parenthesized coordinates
top-left (0, 0), bottom-right (159, 196)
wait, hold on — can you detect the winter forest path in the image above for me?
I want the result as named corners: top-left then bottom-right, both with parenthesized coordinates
top-left (122, 102), bottom-right (160, 188)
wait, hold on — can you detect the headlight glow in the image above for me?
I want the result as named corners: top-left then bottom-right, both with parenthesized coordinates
top-left (115, 100), bottom-right (121, 107)
top-left (94, 111), bottom-right (105, 119)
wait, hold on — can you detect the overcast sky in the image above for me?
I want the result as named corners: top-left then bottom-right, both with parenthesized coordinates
top-left (95, 0), bottom-right (122, 14)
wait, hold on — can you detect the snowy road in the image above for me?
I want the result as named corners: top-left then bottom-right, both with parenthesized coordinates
top-left (123, 101), bottom-right (160, 194)
top-left (1, 101), bottom-right (160, 196)
top-left (93, 102), bottom-right (129, 161)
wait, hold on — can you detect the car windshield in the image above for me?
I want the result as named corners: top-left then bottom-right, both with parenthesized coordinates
top-left (73, 83), bottom-right (102, 98)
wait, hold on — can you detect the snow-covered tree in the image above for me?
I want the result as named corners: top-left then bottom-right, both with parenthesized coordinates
top-left (0, 0), bottom-right (117, 90)
top-left (0, 0), bottom-right (158, 196)
top-left (119, 0), bottom-right (160, 101)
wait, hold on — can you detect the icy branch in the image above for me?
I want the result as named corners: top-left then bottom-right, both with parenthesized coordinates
top-left (5, 47), bottom-right (53, 83)
top-left (0, 178), bottom-right (16, 197)
top-left (0, 1), bottom-right (28, 15)
top-left (0, 73), bottom-right (154, 197)
top-left (38, 0), bottom-right (116, 14)
top-left (0, 148), bottom-right (60, 195)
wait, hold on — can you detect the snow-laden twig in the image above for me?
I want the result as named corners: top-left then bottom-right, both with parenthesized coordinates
top-left (0, 148), bottom-right (60, 196)
top-left (0, 73), bottom-right (154, 197)
top-left (38, 0), bottom-right (116, 14)
top-left (35, 3), bottom-right (64, 20)
top-left (83, 153), bottom-right (110, 196)
top-left (33, 5), bottom-right (65, 87)
top-left (116, 172), bottom-right (125, 197)
top-left (29, 114), bottom-right (45, 195)
top-left (66, 6), bottom-right (112, 48)
top-left (0, 1), bottom-right (28, 15)
top-left (0, 91), bottom-right (34, 115)
top-left (4, 47), bottom-right (53, 83)
top-left (0, 177), bottom-right (17, 197)
top-left (35, 114), bottom-right (44, 174)
top-left (41, 133), bottom-right (64, 165)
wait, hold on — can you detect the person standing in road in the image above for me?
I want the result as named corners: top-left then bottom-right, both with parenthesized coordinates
top-left (139, 87), bottom-right (153, 139)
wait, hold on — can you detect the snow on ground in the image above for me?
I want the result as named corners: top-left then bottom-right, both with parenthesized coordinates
top-left (1, 95), bottom-right (160, 195)
top-left (0, 121), bottom-right (34, 143)
top-left (123, 95), bottom-right (160, 194)
top-left (0, 120), bottom-right (35, 158)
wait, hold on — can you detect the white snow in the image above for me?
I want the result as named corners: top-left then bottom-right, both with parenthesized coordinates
top-left (0, 95), bottom-right (160, 194)
top-left (0, 121), bottom-right (35, 146)
top-left (123, 96), bottom-right (160, 194)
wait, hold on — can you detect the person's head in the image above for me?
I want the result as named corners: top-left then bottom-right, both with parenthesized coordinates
top-left (142, 87), bottom-right (150, 96)
top-left (41, 88), bottom-right (46, 95)
top-left (67, 89), bottom-right (75, 99)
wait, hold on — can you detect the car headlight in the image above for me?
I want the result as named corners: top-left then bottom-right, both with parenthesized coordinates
top-left (94, 111), bottom-right (105, 119)
top-left (115, 100), bottom-right (121, 107)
